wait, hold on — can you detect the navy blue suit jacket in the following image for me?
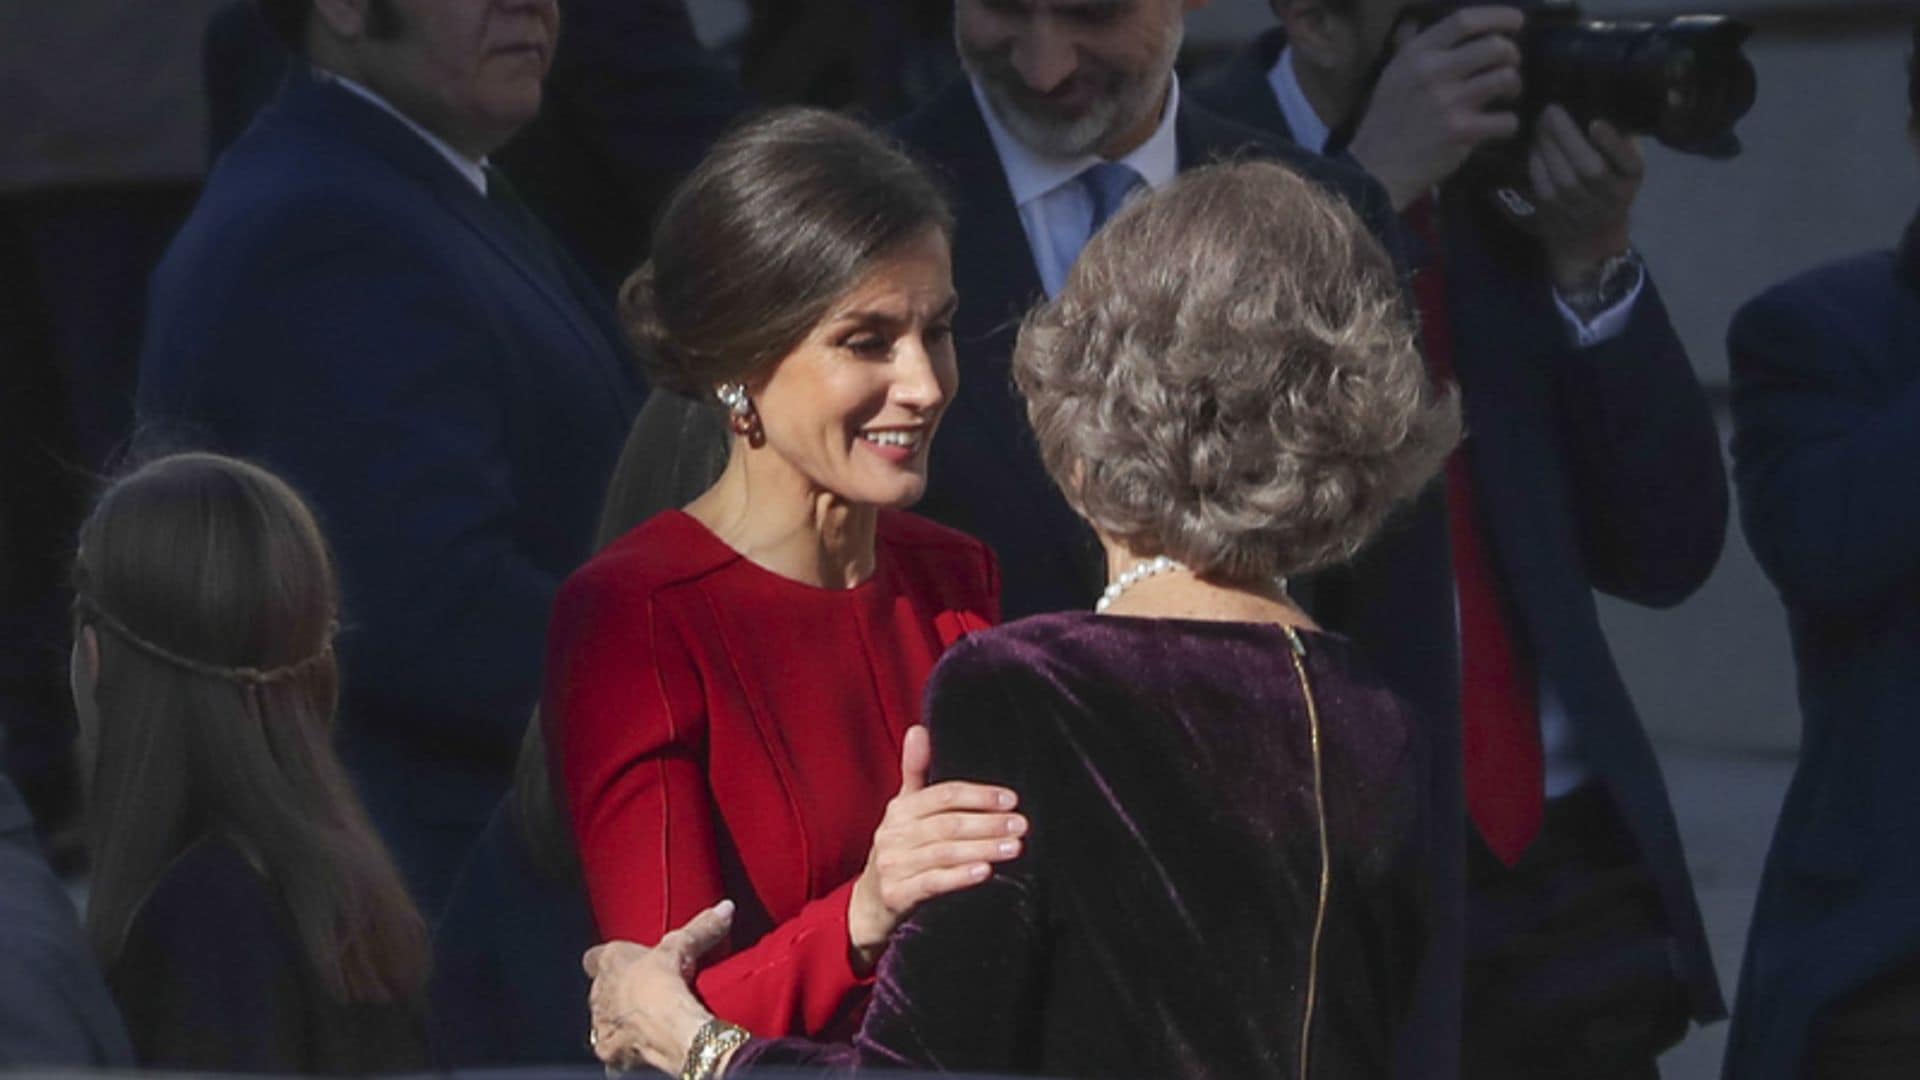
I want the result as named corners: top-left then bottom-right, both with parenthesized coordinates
top-left (0, 776), bottom-right (132, 1068)
top-left (202, 0), bottom-right (744, 293)
top-left (1723, 214), bottom-right (1920, 1079)
top-left (1194, 28), bottom-right (1728, 1033)
top-left (895, 80), bottom-right (1399, 621)
top-left (138, 71), bottom-right (641, 912)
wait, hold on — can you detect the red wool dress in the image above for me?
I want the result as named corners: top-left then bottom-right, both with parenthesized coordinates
top-left (545, 509), bottom-right (999, 1037)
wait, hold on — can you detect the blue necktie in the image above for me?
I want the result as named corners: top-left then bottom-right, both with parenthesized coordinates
top-left (1074, 161), bottom-right (1144, 264)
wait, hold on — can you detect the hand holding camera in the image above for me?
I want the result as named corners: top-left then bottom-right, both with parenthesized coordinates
top-left (1346, 5), bottom-right (1526, 212)
top-left (1526, 105), bottom-right (1643, 294)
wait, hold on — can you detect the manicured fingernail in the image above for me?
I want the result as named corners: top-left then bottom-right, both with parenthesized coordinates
top-left (714, 899), bottom-right (735, 919)
top-left (1005, 817), bottom-right (1026, 835)
top-left (997, 792), bottom-right (1016, 809)
top-left (969, 863), bottom-right (990, 880)
top-left (998, 840), bottom-right (1019, 856)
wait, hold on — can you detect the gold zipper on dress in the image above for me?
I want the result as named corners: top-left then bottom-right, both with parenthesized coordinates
top-left (1283, 626), bottom-right (1330, 1080)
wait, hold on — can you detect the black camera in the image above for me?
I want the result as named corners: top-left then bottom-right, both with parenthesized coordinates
top-left (1344, 2), bottom-right (1757, 224)
top-left (1390, 1), bottom-right (1757, 158)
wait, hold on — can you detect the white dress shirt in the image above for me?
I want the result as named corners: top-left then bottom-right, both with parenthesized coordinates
top-left (971, 77), bottom-right (1182, 298)
top-left (1271, 46), bottom-right (1597, 796)
top-left (1268, 46), bottom-right (1639, 350)
top-left (319, 68), bottom-right (491, 195)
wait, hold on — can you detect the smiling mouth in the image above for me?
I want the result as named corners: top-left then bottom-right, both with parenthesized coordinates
top-left (861, 429), bottom-right (926, 451)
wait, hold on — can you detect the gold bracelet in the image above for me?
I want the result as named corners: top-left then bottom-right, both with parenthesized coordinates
top-left (680, 1018), bottom-right (750, 1080)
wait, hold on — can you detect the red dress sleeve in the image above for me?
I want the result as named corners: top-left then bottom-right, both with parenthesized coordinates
top-left (544, 561), bottom-right (869, 1037)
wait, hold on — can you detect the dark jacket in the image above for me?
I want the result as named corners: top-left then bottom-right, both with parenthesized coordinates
top-left (110, 837), bottom-right (427, 1073)
top-left (138, 70), bottom-right (641, 912)
top-left (1193, 23), bottom-right (1730, 1047)
top-left (0, 776), bottom-right (132, 1069)
top-left (1722, 211), bottom-right (1920, 1079)
top-left (201, 0), bottom-right (745, 292)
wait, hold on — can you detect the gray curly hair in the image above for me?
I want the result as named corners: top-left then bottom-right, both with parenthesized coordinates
top-left (1012, 159), bottom-right (1461, 584)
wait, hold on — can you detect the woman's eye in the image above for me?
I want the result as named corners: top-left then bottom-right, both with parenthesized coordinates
top-left (845, 336), bottom-right (891, 357)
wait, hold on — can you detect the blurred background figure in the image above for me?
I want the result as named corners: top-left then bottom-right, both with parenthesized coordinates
top-left (737, 0), bottom-right (957, 118)
top-left (138, 0), bottom-right (643, 916)
top-left (200, 0), bottom-right (749, 293)
top-left (1721, 21), bottom-right (1920, 1080)
top-left (0, 0), bottom-right (228, 870)
top-left (0, 772), bottom-right (129, 1069)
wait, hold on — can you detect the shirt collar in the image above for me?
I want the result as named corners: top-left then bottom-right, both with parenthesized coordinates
top-left (970, 73), bottom-right (1183, 209)
top-left (316, 67), bottom-right (491, 195)
top-left (1268, 46), bottom-right (1333, 156)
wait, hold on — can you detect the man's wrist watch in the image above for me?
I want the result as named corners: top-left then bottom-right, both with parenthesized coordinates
top-left (1557, 249), bottom-right (1644, 323)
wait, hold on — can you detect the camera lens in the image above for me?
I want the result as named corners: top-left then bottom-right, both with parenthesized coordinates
top-left (1523, 13), bottom-right (1755, 157)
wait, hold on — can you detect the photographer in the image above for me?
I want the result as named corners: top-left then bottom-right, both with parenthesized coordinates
top-left (1195, 3), bottom-right (1729, 1077)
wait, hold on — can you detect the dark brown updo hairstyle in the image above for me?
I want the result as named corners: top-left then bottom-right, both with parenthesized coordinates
top-left (72, 452), bottom-right (428, 1008)
top-left (619, 107), bottom-right (953, 395)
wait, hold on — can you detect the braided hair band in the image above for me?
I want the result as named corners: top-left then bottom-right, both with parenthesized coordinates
top-left (75, 596), bottom-right (337, 688)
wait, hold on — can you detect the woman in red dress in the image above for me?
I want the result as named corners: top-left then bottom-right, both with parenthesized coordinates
top-left (543, 108), bottom-right (1025, 1040)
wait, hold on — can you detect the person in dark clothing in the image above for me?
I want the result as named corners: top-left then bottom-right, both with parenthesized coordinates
top-left (0, 2), bottom-right (221, 866)
top-left (739, 0), bottom-right (957, 119)
top-left (70, 453), bottom-right (429, 1073)
top-left (144, 0), bottom-right (643, 914)
top-left (202, 0), bottom-right (746, 292)
top-left (493, 0), bottom-right (748, 290)
top-left (1720, 26), bottom-right (1920, 1079)
top-left (584, 159), bottom-right (1462, 1080)
top-left (0, 773), bottom-right (130, 1069)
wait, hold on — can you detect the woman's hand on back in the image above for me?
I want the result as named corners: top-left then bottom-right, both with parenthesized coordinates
top-left (584, 901), bottom-right (734, 1074)
top-left (847, 726), bottom-right (1025, 967)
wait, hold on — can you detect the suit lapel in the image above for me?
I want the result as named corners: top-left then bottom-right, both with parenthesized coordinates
top-left (435, 182), bottom-right (635, 399)
top-left (283, 74), bottom-right (633, 404)
top-left (1440, 193), bottom-right (1581, 657)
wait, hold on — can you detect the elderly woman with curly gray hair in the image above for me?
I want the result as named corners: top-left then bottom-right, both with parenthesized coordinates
top-left (582, 157), bottom-right (1462, 1080)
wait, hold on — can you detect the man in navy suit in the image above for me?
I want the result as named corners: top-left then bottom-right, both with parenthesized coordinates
top-left (1722, 34), bottom-right (1920, 1078)
top-left (898, 0), bottom-right (1396, 621)
top-left (138, 0), bottom-right (641, 915)
top-left (1194, 3), bottom-right (1728, 1076)
top-left (0, 773), bottom-right (131, 1068)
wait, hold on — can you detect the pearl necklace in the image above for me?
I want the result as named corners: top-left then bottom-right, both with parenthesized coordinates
top-left (1095, 557), bottom-right (1294, 614)
top-left (1096, 555), bottom-right (1187, 613)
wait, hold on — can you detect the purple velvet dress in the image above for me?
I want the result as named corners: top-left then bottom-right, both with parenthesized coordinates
top-left (733, 612), bottom-right (1429, 1079)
